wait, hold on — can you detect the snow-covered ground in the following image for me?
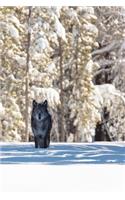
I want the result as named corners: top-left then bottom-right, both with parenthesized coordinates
top-left (0, 142), bottom-right (125, 192)
top-left (0, 142), bottom-right (125, 165)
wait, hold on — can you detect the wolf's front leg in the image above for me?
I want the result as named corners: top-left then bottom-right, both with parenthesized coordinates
top-left (44, 135), bottom-right (50, 148)
top-left (34, 136), bottom-right (38, 148)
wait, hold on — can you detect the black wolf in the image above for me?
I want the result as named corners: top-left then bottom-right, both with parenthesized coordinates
top-left (31, 100), bottom-right (52, 148)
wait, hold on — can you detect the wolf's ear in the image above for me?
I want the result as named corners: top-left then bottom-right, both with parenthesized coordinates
top-left (33, 100), bottom-right (37, 107)
top-left (43, 100), bottom-right (48, 107)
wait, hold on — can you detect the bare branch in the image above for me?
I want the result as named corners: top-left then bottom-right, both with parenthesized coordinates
top-left (94, 68), bottom-right (111, 77)
top-left (92, 41), bottom-right (120, 56)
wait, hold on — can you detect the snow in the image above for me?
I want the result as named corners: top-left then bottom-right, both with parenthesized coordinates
top-left (29, 63), bottom-right (40, 77)
top-left (0, 142), bottom-right (125, 192)
top-left (54, 15), bottom-right (67, 42)
top-left (68, 9), bottom-right (79, 23)
top-left (78, 7), bottom-right (94, 15)
top-left (9, 15), bottom-right (21, 29)
top-left (51, 6), bottom-right (62, 18)
top-left (0, 102), bottom-right (5, 116)
top-left (0, 164), bottom-right (124, 193)
top-left (0, 142), bottom-right (124, 165)
top-left (35, 37), bottom-right (49, 52)
top-left (8, 74), bottom-right (16, 81)
top-left (96, 84), bottom-right (125, 105)
top-left (85, 60), bottom-right (93, 73)
top-left (14, 55), bottom-right (26, 66)
top-left (8, 24), bottom-right (19, 40)
top-left (83, 23), bottom-right (98, 35)
top-left (31, 86), bottom-right (60, 107)
top-left (47, 63), bottom-right (56, 73)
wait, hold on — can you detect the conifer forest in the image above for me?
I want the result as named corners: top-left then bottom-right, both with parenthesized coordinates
top-left (0, 6), bottom-right (125, 143)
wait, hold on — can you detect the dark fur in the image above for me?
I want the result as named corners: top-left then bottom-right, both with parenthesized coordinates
top-left (31, 100), bottom-right (52, 148)
top-left (95, 107), bottom-right (110, 141)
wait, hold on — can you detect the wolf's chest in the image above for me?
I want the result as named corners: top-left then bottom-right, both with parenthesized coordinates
top-left (36, 120), bottom-right (46, 130)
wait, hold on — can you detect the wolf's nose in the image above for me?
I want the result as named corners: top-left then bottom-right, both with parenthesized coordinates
top-left (38, 113), bottom-right (41, 120)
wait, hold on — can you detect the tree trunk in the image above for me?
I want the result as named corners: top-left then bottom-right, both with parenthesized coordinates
top-left (58, 37), bottom-right (65, 142)
top-left (25, 7), bottom-right (32, 142)
top-left (74, 36), bottom-right (79, 142)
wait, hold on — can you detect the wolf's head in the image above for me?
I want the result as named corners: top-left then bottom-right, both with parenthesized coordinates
top-left (32, 100), bottom-right (48, 121)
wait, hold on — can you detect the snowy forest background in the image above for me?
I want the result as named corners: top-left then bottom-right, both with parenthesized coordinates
top-left (0, 6), bottom-right (125, 143)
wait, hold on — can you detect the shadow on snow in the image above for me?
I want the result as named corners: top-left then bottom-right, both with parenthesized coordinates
top-left (0, 142), bottom-right (125, 165)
